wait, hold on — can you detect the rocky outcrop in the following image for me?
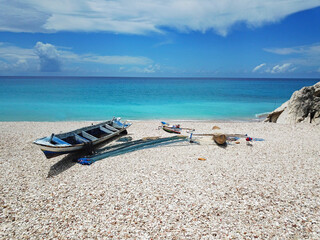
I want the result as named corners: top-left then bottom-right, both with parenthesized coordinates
top-left (265, 81), bottom-right (320, 124)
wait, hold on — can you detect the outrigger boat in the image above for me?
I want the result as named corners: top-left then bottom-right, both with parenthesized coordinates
top-left (33, 118), bottom-right (131, 159)
top-left (160, 121), bottom-right (194, 134)
top-left (160, 121), bottom-right (182, 134)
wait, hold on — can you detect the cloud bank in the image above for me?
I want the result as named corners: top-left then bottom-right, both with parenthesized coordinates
top-left (264, 42), bottom-right (320, 72)
top-left (0, 41), bottom-right (154, 74)
top-left (0, 0), bottom-right (319, 35)
top-left (270, 63), bottom-right (295, 73)
top-left (252, 63), bottom-right (298, 74)
top-left (0, 42), bottom-right (38, 73)
top-left (264, 43), bottom-right (320, 55)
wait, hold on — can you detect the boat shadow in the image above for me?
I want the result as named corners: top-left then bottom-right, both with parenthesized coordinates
top-left (46, 151), bottom-right (83, 178)
top-left (47, 132), bottom-right (130, 178)
top-left (218, 142), bottom-right (228, 148)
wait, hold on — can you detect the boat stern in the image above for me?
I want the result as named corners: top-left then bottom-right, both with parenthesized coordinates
top-left (33, 137), bottom-right (80, 159)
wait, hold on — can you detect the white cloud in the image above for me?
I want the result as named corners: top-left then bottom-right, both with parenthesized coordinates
top-left (0, 0), bottom-right (319, 35)
top-left (0, 0), bottom-right (50, 33)
top-left (79, 55), bottom-right (152, 65)
top-left (153, 40), bottom-right (174, 48)
top-left (0, 42), bottom-right (38, 72)
top-left (264, 42), bottom-right (320, 72)
top-left (270, 63), bottom-right (294, 73)
top-left (120, 64), bottom-right (161, 73)
top-left (0, 41), bottom-right (153, 74)
top-left (264, 47), bottom-right (302, 55)
top-left (143, 64), bottom-right (161, 73)
top-left (34, 42), bottom-right (61, 72)
top-left (252, 63), bottom-right (266, 72)
top-left (252, 62), bottom-right (297, 74)
top-left (264, 43), bottom-right (320, 55)
top-left (0, 42), bottom-right (37, 61)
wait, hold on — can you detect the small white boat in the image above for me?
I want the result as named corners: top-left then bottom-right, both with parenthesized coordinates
top-left (33, 118), bottom-right (131, 158)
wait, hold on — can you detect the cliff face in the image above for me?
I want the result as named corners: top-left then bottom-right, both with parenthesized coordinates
top-left (265, 81), bottom-right (320, 124)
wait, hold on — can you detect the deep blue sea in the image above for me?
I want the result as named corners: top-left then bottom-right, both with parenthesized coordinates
top-left (0, 76), bottom-right (318, 121)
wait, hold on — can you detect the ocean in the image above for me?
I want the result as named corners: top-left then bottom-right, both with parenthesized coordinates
top-left (0, 76), bottom-right (318, 121)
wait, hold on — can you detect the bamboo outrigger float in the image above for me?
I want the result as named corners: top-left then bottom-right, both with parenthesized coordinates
top-left (77, 135), bottom-right (188, 165)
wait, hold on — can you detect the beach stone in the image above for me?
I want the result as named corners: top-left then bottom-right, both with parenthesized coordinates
top-left (212, 126), bottom-right (221, 130)
top-left (264, 101), bottom-right (288, 123)
top-left (265, 81), bottom-right (320, 124)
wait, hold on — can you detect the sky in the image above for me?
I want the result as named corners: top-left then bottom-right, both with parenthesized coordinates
top-left (0, 0), bottom-right (320, 77)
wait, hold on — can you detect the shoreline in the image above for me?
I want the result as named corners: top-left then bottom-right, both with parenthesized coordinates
top-left (0, 116), bottom-right (265, 123)
top-left (1, 121), bottom-right (319, 238)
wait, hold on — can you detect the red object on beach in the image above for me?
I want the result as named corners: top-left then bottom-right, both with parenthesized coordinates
top-left (246, 137), bottom-right (252, 141)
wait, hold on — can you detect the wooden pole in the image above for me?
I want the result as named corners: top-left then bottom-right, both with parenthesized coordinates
top-left (192, 133), bottom-right (247, 138)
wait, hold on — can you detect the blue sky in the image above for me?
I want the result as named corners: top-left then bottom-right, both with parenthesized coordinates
top-left (0, 0), bottom-right (320, 77)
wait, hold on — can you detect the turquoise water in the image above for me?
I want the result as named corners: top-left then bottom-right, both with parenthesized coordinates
top-left (0, 77), bottom-right (318, 121)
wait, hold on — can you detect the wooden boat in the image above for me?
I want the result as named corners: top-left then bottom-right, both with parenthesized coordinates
top-left (162, 125), bottom-right (182, 134)
top-left (33, 118), bottom-right (131, 159)
top-left (160, 121), bottom-right (182, 134)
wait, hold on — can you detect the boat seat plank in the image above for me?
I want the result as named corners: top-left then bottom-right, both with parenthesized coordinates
top-left (104, 124), bottom-right (118, 132)
top-left (74, 134), bottom-right (90, 143)
top-left (81, 131), bottom-right (98, 141)
top-left (52, 136), bottom-right (72, 146)
top-left (99, 126), bottom-right (113, 134)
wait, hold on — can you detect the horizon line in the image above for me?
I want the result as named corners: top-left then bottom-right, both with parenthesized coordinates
top-left (0, 75), bottom-right (319, 80)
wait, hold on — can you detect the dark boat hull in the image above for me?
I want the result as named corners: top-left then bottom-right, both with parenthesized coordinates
top-left (162, 126), bottom-right (181, 134)
top-left (34, 119), bottom-right (131, 159)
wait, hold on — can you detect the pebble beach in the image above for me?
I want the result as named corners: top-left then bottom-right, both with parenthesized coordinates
top-left (1, 121), bottom-right (320, 239)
